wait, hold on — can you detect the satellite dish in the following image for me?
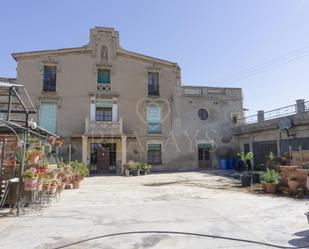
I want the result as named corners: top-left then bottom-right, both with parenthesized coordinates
top-left (278, 118), bottom-right (293, 130)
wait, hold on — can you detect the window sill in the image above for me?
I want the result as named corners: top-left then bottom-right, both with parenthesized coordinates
top-left (41, 91), bottom-right (58, 95)
top-left (148, 95), bottom-right (160, 98)
top-left (147, 133), bottom-right (163, 136)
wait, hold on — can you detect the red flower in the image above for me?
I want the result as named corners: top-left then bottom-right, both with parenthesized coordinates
top-left (7, 159), bottom-right (14, 167)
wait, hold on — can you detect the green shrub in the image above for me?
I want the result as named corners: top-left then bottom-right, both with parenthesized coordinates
top-left (69, 161), bottom-right (89, 177)
top-left (260, 169), bottom-right (280, 184)
top-left (141, 163), bottom-right (151, 173)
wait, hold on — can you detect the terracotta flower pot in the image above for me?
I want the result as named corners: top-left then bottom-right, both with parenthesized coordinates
top-left (288, 180), bottom-right (299, 194)
top-left (30, 155), bottom-right (40, 164)
top-left (37, 178), bottom-right (43, 191)
top-left (24, 178), bottom-right (38, 191)
top-left (73, 180), bottom-right (81, 189)
top-left (60, 182), bottom-right (66, 191)
top-left (49, 184), bottom-right (57, 194)
top-left (43, 183), bottom-right (51, 192)
top-left (265, 183), bottom-right (277, 194)
top-left (50, 173), bottom-right (58, 180)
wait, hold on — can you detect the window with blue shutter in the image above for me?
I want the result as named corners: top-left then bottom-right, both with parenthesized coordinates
top-left (147, 105), bottom-right (161, 134)
top-left (97, 69), bottom-right (111, 84)
top-left (39, 103), bottom-right (57, 133)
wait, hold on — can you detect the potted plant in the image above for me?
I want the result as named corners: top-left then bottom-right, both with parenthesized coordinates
top-left (124, 165), bottom-right (131, 176)
top-left (141, 163), bottom-right (151, 175)
top-left (49, 169), bottom-right (59, 180)
top-left (48, 136), bottom-right (56, 145)
top-left (26, 147), bottom-right (44, 164)
top-left (124, 161), bottom-right (136, 176)
top-left (69, 161), bottom-right (89, 188)
top-left (288, 175), bottom-right (299, 194)
top-left (55, 138), bottom-right (64, 147)
top-left (132, 162), bottom-right (141, 176)
top-left (237, 152), bottom-right (254, 187)
top-left (60, 181), bottom-right (66, 191)
top-left (49, 180), bottom-right (57, 194)
top-left (260, 169), bottom-right (280, 194)
top-left (266, 152), bottom-right (275, 169)
top-left (43, 178), bottom-right (52, 191)
top-left (23, 168), bottom-right (38, 191)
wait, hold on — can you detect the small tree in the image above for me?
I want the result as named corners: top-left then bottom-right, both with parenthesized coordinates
top-left (237, 152), bottom-right (254, 171)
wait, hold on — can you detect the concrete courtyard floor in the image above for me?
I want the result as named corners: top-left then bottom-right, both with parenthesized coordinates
top-left (1, 171), bottom-right (309, 249)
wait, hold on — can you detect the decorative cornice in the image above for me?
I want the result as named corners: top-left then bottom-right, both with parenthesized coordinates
top-left (12, 47), bottom-right (92, 61)
top-left (117, 49), bottom-right (179, 69)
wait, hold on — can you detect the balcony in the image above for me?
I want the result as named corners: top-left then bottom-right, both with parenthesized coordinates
top-left (96, 83), bottom-right (111, 93)
top-left (84, 117), bottom-right (123, 136)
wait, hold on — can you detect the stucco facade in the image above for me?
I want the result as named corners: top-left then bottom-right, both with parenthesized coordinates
top-left (12, 27), bottom-right (243, 172)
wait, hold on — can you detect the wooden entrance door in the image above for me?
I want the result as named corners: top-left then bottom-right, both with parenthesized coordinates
top-left (97, 147), bottom-right (110, 172)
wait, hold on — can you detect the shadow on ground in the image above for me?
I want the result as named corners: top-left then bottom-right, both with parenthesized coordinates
top-left (289, 230), bottom-right (309, 248)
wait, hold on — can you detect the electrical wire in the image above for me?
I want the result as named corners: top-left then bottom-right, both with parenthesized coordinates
top-left (207, 45), bottom-right (309, 84)
top-left (52, 230), bottom-right (309, 249)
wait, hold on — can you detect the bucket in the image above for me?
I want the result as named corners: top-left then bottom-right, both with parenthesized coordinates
top-left (229, 159), bottom-right (236, 170)
top-left (220, 160), bottom-right (228, 170)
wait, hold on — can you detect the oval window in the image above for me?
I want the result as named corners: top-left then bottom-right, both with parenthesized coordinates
top-left (198, 109), bottom-right (209, 121)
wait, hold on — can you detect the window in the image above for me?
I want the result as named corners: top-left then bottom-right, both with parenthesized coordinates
top-left (39, 103), bottom-right (57, 133)
top-left (198, 144), bottom-right (211, 161)
top-left (96, 107), bottom-right (112, 121)
top-left (244, 143), bottom-right (250, 154)
top-left (198, 108), bottom-right (209, 121)
top-left (43, 66), bottom-right (56, 92)
top-left (147, 144), bottom-right (161, 164)
top-left (98, 69), bottom-right (110, 84)
top-left (147, 104), bottom-right (161, 134)
top-left (148, 72), bottom-right (159, 96)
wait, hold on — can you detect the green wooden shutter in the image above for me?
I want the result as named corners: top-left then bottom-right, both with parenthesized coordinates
top-left (39, 103), bottom-right (57, 133)
top-left (97, 69), bottom-right (110, 84)
top-left (147, 105), bottom-right (161, 133)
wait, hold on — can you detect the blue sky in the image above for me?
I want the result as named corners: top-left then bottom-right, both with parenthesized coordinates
top-left (1, 0), bottom-right (309, 115)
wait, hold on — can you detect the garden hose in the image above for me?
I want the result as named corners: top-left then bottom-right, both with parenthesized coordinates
top-left (52, 230), bottom-right (309, 249)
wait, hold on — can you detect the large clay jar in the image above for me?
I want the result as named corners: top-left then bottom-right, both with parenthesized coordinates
top-left (265, 183), bottom-right (277, 194)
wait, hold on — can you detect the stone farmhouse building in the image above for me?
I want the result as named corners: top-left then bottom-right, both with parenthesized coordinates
top-left (12, 27), bottom-right (243, 172)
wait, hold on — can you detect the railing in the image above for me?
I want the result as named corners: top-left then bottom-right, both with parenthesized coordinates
top-left (305, 101), bottom-right (309, 112)
top-left (236, 103), bottom-right (303, 126)
top-left (264, 104), bottom-right (296, 120)
top-left (183, 87), bottom-right (203, 96)
top-left (237, 114), bottom-right (258, 125)
top-left (85, 117), bottom-right (123, 135)
top-left (97, 83), bottom-right (111, 93)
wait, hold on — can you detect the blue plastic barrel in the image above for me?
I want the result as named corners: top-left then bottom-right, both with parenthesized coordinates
top-left (229, 159), bottom-right (236, 170)
top-left (220, 159), bottom-right (228, 170)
